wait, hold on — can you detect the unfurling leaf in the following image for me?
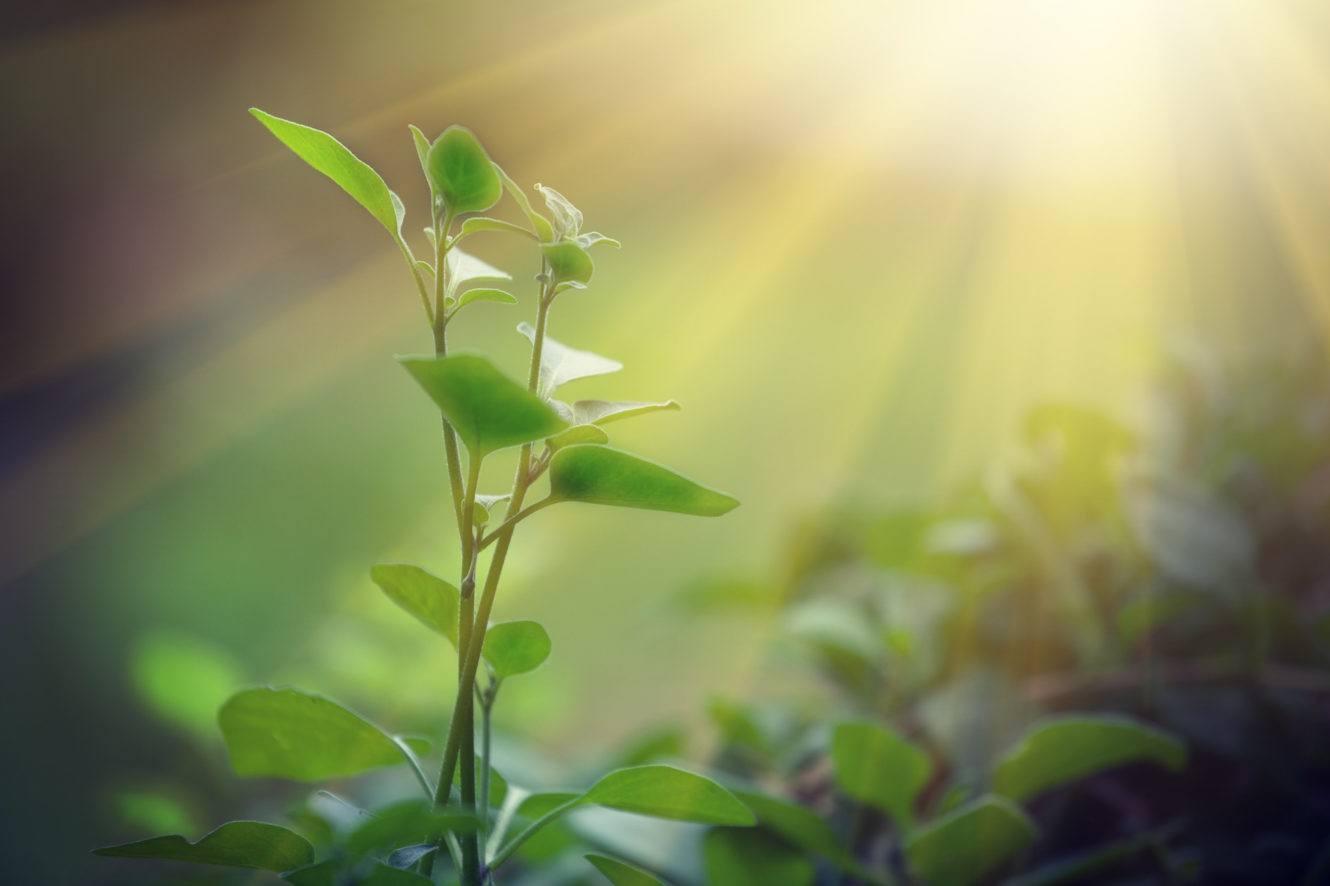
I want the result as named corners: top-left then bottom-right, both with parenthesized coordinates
top-left (251, 108), bottom-right (403, 237)
top-left (542, 242), bottom-right (594, 285)
top-left (427, 126), bottom-right (502, 215)
top-left (483, 620), bottom-right (552, 678)
top-left (517, 323), bottom-right (621, 396)
top-left (992, 715), bottom-right (1186, 802)
top-left (571, 400), bottom-right (681, 426)
top-left (370, 564), bottom-right (460, 645)
top-left (576, 232), bottom-right (621, 250)
top-left (535, 183), bottom-right (584, 240)
top-left (472, 493), bottom-right (513, 526)
top-left (95, 820), bottom-right (314, 872)
top-left (495, 164), bottom-right (554, 242)
top-left (219, 688), bottom-right (417, 781)
top-left (832, 721), bottom-right (932, 828)
top-left (398, 354), bottom-right (566, 455)
top-left (549, 446), bottom-right (739, 517)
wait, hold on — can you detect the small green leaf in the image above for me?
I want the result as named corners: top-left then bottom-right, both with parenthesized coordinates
top-left (251, 108), bottom-right (402, 237)
top-left (549, 424), bottom-right (611, 450)
top-left (495, 164), bottom-right (554, 241)
top-left (483, 620), bottom-right (552, 678)
top-left (703, 828), bottom-right (814, 886)
top-left (472, 493), bottom-right (512, 527)
top-left (542, 242), bottom-right (594, 285)
top-left (455, 287), bottom-right (517, 309)
top-left (992, 715), bottom-right (1186, 803)
top-left (458, 216), bottom-right (537, 240)
top-left (572, 400), bottom-right (681, 426)
top-left (370, 564), bottom-right (460, 645)
top-left (535, 183), bottom-right (583, 239)
top-left (581, 765), bottom-right (755, 826)
top-left (408, 124), bottom-right (431, 184)
top-left (132, 630), bottom-right (243, 737)
top-left (576, 232), bottom-right (621, 249)
top-left (399, 354), bottom-right (566, 456)
top-left (549, 446), bottom-right (739, 517)
top-left (832, 721), bottom-right (932, 828)
top-left (904, 796), bottom-right (1037, 886)
top-left (518, 323), bottom-right (621, 396)
top-left (95, 820), bottom-right (313, 872)
top-left (427, 126), bottom-right (502, 215)
top-left (587, 853), bottom-right (671, 886)
top-left (219, 688), bottom-right (416, 781)
top-left (345, 800), bottom-right (479, 857)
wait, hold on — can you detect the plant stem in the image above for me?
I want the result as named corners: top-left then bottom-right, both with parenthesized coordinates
top-left (487, 797), bottom-right (582, 872)
top-left (479, 679), bottom-right (499, 827)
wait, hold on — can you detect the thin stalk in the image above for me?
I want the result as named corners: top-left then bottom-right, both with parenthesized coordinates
top-left (432, 207), bottom-right (465, 529)
top-left (477, 498), bottom-right (555, 550)
top-left (457, 454), bottom-right (482, 886)
top-left (479, 680), bottom-right (499, 828)
top-left (486, 797), bottom-right (581, 873)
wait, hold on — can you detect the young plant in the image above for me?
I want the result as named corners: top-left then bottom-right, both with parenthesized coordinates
top-left (96, 110), bottom-right (751, 884)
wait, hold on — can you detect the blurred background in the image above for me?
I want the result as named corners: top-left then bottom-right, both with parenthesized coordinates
top-left (1, 0), bottom-right (1328, 882)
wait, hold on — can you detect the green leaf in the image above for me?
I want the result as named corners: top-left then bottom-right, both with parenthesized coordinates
top-left (370, 563), bottom-right (460, 645)
top-left (518, 323), bottom-right (621, 396)
top-left (398, 354), bottom-right (566, 456)
top-left (95, 820), bottom-right (313, 872)
top-left (427, 126), bottom-right (502, 214)
top-left (458, 216), bottom-right (537, 240)
top-left (472, 493), bottom-right (512, 527)
top-left (732, 791), bottom-right (854, 872)
top-left (456, 287), bottom-right (518, 309)
top-left (586, 854), bottom-right (671, 886)
top-left (518, 792), bottom-right (581, 819)
top-left (445, 249), bottom-right (511, 298)
top-left (581, 765), bottom-right (755, 826)
top-left (832, 721), bottom-right (932, 828)
top-left (131, 630), bottom-right (243, 736)
top-left (344, 800), bottom-right (478, 857)
top-left (494, 164), bottom-right (554, 241)
top-left (549, 423), bottom-right (611, 450)
top-left (483, 620), bottom-right (552, 678)
top-left (903, 796), bottom-right (1037, 886)
top-left (251, 108), bottom-right (402, 237)
top-left (571, 399), bottom-right (681, 426)
top-left (703, 828), bottom-right (814, 886)
top-left (576, 232), bottom-right (621, 250)
top-left (992, 715), bottom-right (1186, 803)
top-left (284, 860), bottom-right (433, 886)
top-left (408, 124), bottom-right (431, 184)
top-left (542, 242), bottom-right (594, 285)
top-left (535, 183), bottom-right (583, 239)
top-left (549, 446), bottom-right (739, 517)
top-left (219, 688), bottom-right (416, 781)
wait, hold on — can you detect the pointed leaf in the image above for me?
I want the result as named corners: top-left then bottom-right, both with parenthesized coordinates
top-left (399, 354), bottom-right (566, 455)
top-left (832, 721), bottom-right (932, 828)
top-left (427, 126), bottom-right (502, 214)
top-left (446, 249), bottom-right (510, 299)
top-left (587, 854), bottom-right (671, 886)
top-left (576, 231), bottom-right (621, 249)
top-left (535, 183), bottom-right (583, 239)
top-left (572, 400), bottom-right (681, 426)
top-left (251, 108), bottom-right (402, 237)
top-left (219, 688), bottom-right (416, 781)
top-left (549, 446), bottom-right (739, 516)
top-left (581, 765), bottom-right (755, 826)
top-left (483, 620), bottom-right (552, 678)
top-left (904, 796), bottom-right (1037, 886)
top-left (472, 493), bottom-right (512, 527)
top-left (95, 820), bottom-right (313, 872)
top-left (495, 164), bottom-right (554, 241)
top-left (455, 287), bottom-right (517, 310)
top-left (518, 323), bottom-right (621, 395)
top-left (518, 792), bottom-right (581, 819)
top-left (703, 829), bottom-right (813, 886)
top-left (992, 715), bottom-right (1186, 803)
top-left (458, 216), bottom-right (537, 240)
top-left (549, 424), bottom-right (610, 450)
top-left (542, 242), bottom-right (594, 285)
top-left (408, 124), bottom-right (431, 184)
top-left (370, 564), bottom-right (460, 645)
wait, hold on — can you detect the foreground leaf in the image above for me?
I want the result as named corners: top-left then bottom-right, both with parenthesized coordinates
top-left (904, 796), bottom-right (1037, 886)
top-left (220, 688), bottom-right (415, 781)
top-left (992, 715), bottom-right (1186, 803)
top-left (399, 354), bottom-right (566, 455)
top-left (96, 820), bottom-right (313, 871)
top-left (549, 446), bottom-right (739, 516)
top-left (832, 721), bottom-right (932, 828)
top-left (427, 126), bottom-right (502, 214)
top-left (251, 109), bottom-right (402, 236)
top-left (455, 287), bottom-right (518, 309)
top-left (518, 323), bottom-right (621, 395)
top-left (542, 242), bottom-right (594, 285)
top-left (370, 564), bottom-right (460, 645)
top-left (484, 620), bottom-right (552, 678)
top-left (586, 853), bottom-right (670, 886)
top-left (581, 765), bottom-right (755, 825)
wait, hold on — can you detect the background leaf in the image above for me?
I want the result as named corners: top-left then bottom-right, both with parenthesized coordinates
top-left (370, 563), bottom-right (460, 645)
top-left (219, 688), bottom-right (416, 781)
top-left (992, 715), bottom-right (1187, 803)
top-left (586, 853), bottom-right (670, 886)
top-left (399, 354), bottom-right (566, 455)
top-left (549, 446), bottom-right (739, 516)
top-left (483, 620), bottom-right (552, 678)
top-left (95, 820), bottom-right (313, 872)
top-left (251, 109), bottom-right (402, 236)
top-left (903, 796), bottom-right (1037, 886)
top-left (703, 828), bottom-right (814, 886)
top-left (832, 720), bottom-right (932, 828)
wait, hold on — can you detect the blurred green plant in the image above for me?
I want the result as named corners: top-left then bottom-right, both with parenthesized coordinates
top-left (96, 110), bottom-right (748, 885)
top-left (678, 344), bottom-right (1330, 884)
